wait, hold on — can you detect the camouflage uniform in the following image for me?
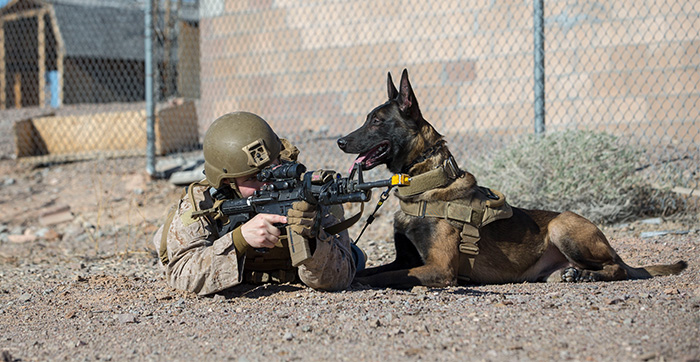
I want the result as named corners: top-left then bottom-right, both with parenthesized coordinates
top-left (152, 183), bottom-right (356, 295)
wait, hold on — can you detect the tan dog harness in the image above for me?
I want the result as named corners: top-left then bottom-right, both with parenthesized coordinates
top-left (397, 158), bottom-right (513, 281)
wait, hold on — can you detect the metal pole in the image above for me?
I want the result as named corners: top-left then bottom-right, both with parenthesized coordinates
top-left (533, 0), bottom-right (545, 135)
top-left (145, 0), bottom-right (156, 176)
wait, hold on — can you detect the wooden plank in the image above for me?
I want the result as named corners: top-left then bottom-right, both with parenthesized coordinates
top-left (13, 73), bottom-right (21, 109)
top-left (14, 101), bottom-right (199, 161)
top-left (31, 110), bottom-right (147, 154)
top-left (39, 205), bottom-right (73, 226)
top-left (37, 10), bottom-right (46, 108)
top-left (0, 22), bottom-right (5, 110)
top-left (155, 100), bottom-right (199, 154)
top-left (17, 150), bottom-right (146, 165)
top-left (13, 116), bottom-right (53, 157)
top-left (13, 119), bottom-right (38, 157)
top-left (0, 8), bottom-right (44, 22)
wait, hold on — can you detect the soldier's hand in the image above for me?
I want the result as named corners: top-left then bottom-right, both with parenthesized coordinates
top-left (287, 201), bottom-right (318, 240)
top-left (241, 213), bottom-right (287, 249)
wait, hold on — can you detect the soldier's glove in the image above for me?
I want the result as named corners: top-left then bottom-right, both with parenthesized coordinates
top-left (310, 169), bottom-right (337, 184)
top-left (287, 201), bottom-right (319, 240)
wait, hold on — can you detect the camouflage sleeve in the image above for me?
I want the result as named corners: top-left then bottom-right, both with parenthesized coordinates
top-left (297, 208), bottom-right (356, 291)
top-left (152, 186), bottom-right (243, 295)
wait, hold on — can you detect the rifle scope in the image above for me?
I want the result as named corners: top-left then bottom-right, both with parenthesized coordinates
top-left (257, 162), bottom-right (306, 182)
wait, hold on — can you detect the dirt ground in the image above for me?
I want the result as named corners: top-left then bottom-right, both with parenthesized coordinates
top-left (0, 155), bottom-right (698, 362)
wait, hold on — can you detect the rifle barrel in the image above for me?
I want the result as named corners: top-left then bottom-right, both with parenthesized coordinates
top-left (355, 179), bottom-right (392, 190)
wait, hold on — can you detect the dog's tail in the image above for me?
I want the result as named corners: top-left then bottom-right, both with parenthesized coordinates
top-left (625, 260), bottom-right (688, 279)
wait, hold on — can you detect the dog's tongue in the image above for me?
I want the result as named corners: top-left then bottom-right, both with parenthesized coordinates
top-left (349, 153), bottom-right (369, 173)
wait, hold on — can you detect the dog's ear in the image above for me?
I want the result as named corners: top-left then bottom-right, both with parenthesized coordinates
top-left (387, 72), bottom-right (398, 100)
top-left (398, 69), bottom-right (420, 116)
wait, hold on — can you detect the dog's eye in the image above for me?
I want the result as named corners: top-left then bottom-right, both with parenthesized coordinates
top-left (372, 118), bottom-right (382, 125)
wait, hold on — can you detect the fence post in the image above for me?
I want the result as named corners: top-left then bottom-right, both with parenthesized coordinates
top-left (145, 0), bottom-right (156, 176)
top-left (533, 0), bottom-right (545, 136)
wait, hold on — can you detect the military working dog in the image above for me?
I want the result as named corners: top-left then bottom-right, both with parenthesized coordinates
top-left (337, 69), bottom-right (687, 288)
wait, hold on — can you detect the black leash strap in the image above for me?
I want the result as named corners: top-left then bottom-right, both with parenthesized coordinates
top-left (354, 186), bottom-right (392, 245)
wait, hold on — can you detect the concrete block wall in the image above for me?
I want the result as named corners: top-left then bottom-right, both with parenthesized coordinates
top-left (198, 0), bottom-right (699, 158)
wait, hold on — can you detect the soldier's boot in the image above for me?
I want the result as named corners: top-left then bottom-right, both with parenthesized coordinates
top-left (351, 244), bottom-right (367, 272)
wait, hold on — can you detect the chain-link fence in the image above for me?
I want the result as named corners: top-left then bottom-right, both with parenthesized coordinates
top-left (1, 0), bottom-right (697, 211)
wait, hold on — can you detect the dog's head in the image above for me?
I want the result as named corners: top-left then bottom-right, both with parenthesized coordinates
top-left (337, 69), bottom-right (436, 174)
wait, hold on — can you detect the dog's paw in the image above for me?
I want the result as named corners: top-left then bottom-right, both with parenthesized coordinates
top-left (561, 267), bottom-right (580, 282)
top-left (561, 267), bottom-right (598, 282)
top-left (577, 270), bottom-right (598, 282)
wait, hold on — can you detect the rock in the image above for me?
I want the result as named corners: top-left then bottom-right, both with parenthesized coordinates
top-left (639, 352), bottom-right (657, 361)
top-left (641, 230), bottom-right (689, 238)
top-left (606, 298), bottom-right (624, 305)
top-left (168, 168), bottom-right (205, 186)
top-left (35, 228), bottom-right (61, 241)
top-left (155, 293), bottom-right (172, 301)
top-left (113, 313), bottom-right (137, 324)
top-left (411, 286), bottom-right (428, 294)
top-left (7, 232), bottom-right (36, 244)
top-left (389, 327), bottom-right (404, 336)
top-left (283, 332), bottom-right (294, 341)
top-left (403, 307), bottom-right (420, 315)
top-left (18, 293), bottom-right (32, 302)
top-left (39, 205), bottom-right (73, 226)
top-left (663, 288), bottom-right (679, 295)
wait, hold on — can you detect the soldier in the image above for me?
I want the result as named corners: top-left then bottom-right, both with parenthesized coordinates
top-left (153, 111), bottom-right (364, 295)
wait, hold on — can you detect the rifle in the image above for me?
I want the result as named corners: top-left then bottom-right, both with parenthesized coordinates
top-left (192, 161), bottom-right (409, 266)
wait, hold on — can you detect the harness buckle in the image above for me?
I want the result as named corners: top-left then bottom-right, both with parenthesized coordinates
top-left (459, 242), bottom-right (479, 255)
top-left (443, 156), bottom-right (460, 180)
top-left (459, 223), bottom-right (480, 256)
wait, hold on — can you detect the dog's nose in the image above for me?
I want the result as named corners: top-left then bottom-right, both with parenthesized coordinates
top-left (337, 137), bottom-right (347, 150)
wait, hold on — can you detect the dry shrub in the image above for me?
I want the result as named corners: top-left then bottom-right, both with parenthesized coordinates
top-left (470, 130), bottom-right (650, 224)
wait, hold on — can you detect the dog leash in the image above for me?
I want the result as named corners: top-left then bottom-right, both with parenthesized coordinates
top-left (353, 185), bottom-right (392, 245)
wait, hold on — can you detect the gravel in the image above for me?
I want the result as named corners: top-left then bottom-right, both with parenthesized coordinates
top-left (0, 156), bottom-right (698, 362)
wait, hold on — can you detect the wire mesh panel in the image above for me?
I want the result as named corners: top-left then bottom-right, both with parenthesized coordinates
top-left (197, 0), bottom-right (698, 209)
top-left (544, 1), bottom-right (699, 202)
top-left (0, 0), bottom-right (199, 164)
top-left (0, 0), bottom-right (696, 212)
top-left (198, 0), bottom-right (538, 174)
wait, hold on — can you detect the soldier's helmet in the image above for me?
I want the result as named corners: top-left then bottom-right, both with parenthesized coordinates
top-left (203, 111), bottom-right (282, 189)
